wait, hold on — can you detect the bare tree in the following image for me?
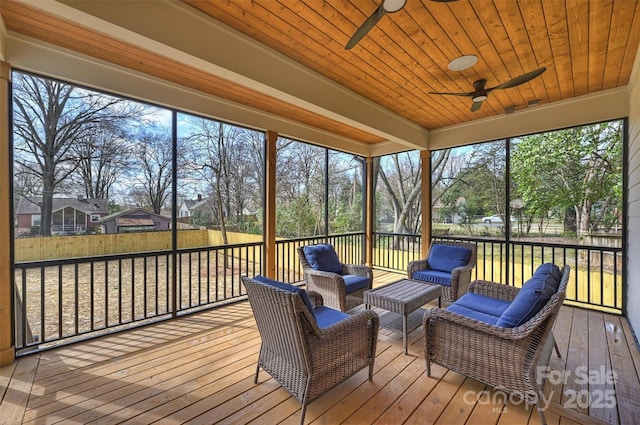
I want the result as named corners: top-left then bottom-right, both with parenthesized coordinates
top-left (72, 122), bottom-right (133, 199)
top-left (376, 152), bottom-right (422, 235)
top-left (13, 163), bottom-right (41, 200)
top-left (12, 72), bottom-right (145, 236)
top-left (181, 118), bottom-right (236, 244)
top-left (133, 130), bottom-right (173, 214)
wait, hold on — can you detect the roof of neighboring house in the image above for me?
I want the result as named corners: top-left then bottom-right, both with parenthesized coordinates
top-left (189, 198), bottom-right (211, 211)
top-left (180, 199), bottom-right (197, 209)
top-left (99, 207), bottom-right (170, 224)
top-left (16, 197), bottom-right (109, 215)
top-left (115, 218), bottom-right (156, 227)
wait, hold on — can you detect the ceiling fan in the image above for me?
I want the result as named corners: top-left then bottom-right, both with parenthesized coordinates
top-left (429, 67), bottom-right (547, 112)
top-left (345, 0), bottom-right (456, 50)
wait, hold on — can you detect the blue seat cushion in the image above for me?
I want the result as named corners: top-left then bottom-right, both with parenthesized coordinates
top-left (496, 263), bottom-right (562, 328)
top-left (455, 293), bottom-right (511, 317)
top-left (427, 244), bottom-right (472, 273)
top-left (314, 306), bottom-right (350, 329)
top-left (253, 275), bottom-right (316, 319)
top-left (412, 269), bottom-right (452, 286)
top-left (446, 303), bottom-right (500, 326)
top-left (303, 244), bottom-right (343, 274)
top-left (342, 274), bottom-right (371, 293)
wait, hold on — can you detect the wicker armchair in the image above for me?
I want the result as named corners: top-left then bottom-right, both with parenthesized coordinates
top-left (241, 276), bottom-right (379, 425)
top-left (423, 265), bottom-right (570, 425)
top-left (407, 240), bottom-right (477, 301)
top-left (297, 244), bottom-right (373, 311)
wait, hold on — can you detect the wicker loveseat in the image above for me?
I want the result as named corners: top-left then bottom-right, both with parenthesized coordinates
top-left (407, 240), bottom-right (477, 301)
top-left (297, 244), bottom-right (373, 311)
top-left (242, 275), bottom-right (379, 425)
top-left (423, 264), bottom-right (570, 425)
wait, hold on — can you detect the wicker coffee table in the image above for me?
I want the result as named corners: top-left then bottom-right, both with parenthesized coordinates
top-left (364, 279), bottom-right (442, 354)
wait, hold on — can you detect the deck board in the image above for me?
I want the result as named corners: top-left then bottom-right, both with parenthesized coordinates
top-left (1, 270), bottom-right (639, 425)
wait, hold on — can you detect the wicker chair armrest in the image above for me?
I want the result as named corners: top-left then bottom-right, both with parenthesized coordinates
top-left (451, 263), bottom-right (475, 274)
top-left (469, 279), bottom-right (520, 302)
top-left (407, 259), bottom-right (429, 277)
top-left (304, 270), bottom-right (347, 310)
top-left (307, 291), bottom-right (323, 307)
top-left (305, 268), bottom-right (342, 280)
top-left (449, 266), bottom-right (473, 299)
top-left (304, 270), bottom-right (346, 291)
top-left (342, 264), bottom-right (373, 280)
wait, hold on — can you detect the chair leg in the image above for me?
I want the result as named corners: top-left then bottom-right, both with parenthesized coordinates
top-left (536, 389), bottom-right (548, 425)
top-left (424, 322), bottom-right (432, 376)
top-left (299, 403), bottom-right (307, 425)
top-left (254, 362), bottom-right (260, 384)
top-left (553, 340), bottom-right (561, 358)
top-left (299, 377), bottom-right (312, 425)
top-left (537, 404), bottom-right (547, 425)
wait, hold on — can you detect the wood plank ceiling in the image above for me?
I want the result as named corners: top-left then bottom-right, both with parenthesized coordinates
top-left (1, 0), bottom-right (640, 145)
top-left (186, 0), bottom-right (640, 130)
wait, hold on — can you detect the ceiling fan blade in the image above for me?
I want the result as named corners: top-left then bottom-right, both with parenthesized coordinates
top-left (471, 100), bottom-right (483, 112)
top-left (429, 91), bottom-right (474, 97)
top-left (491, 67), bottom-right (547, 90)
top-left (345, 5), bottom-right (386, 50)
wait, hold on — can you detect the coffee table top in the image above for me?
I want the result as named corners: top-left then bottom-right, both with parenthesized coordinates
top-left (363, 279), bottom-right (442, 314)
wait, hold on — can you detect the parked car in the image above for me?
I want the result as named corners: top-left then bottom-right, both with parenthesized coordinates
top-left (482, 214), bottom-right (516, 224)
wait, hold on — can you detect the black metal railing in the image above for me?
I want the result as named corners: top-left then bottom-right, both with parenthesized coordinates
top-left (14, 230), bottom-right (621, 355)
top-left (14, 242), bottom-right (263, 354)
top-left (372, 231), bottom-right (422, 272)
top-left (373, 233), bottom-right (623, 314)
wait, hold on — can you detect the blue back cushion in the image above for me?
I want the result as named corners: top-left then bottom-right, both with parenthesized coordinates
top-left (253, 275), bottom-right (316, 319)
top-left (302, 244), bottom-right (343, 274)
top-left (496, 263), bottom-right (561, 327)
top-left (427, 244), bottom-right (472, 273)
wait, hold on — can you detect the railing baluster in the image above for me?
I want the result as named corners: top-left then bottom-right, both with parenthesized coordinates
top-left (131, 257), bottom-right (135, 322)
top-left (74, 263), bottom-right (79, 335)
top-left (57, 265), bottom-right (62, 339)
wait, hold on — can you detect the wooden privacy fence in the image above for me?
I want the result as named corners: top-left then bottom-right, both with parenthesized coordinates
top-left (14, 229), bottom-right (264, 262)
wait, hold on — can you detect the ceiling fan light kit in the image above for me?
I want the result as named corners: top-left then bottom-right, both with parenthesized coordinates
top-left (448, 55), bottom-right (478, 71)
top-left (382, 0), bottom-right (407, 13)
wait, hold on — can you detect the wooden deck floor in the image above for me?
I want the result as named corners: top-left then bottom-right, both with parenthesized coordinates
top-left (1, 271), bottom-right (639, 425)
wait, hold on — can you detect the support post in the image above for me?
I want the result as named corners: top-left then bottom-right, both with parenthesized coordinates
top-left (0, 62), bottom-right (15, 366)
top-left (365, 157), bottom-right (374, 267)
top-left (264, 130), bottom-right (277, 279)
top-left (420, 150), bottom-right (432, 258)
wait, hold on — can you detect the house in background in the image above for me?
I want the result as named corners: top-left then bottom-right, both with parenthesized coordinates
top-left (432, 197), bottom-right (466, 224)
top-left (15, 196), bottom-right (109, 235)
top-left (178, 194), bottom-right (215, 224)
top-left (99, 207), bottom-right (172, 234)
